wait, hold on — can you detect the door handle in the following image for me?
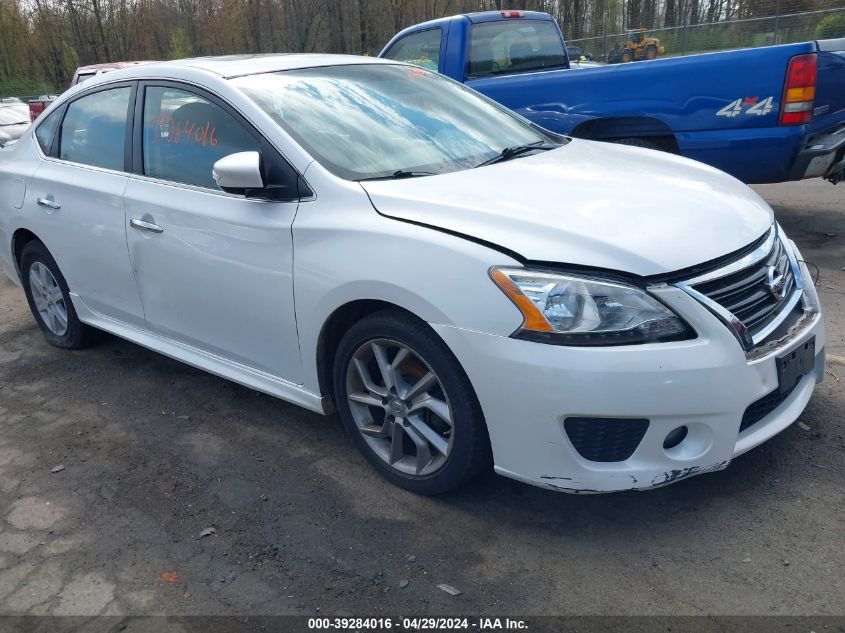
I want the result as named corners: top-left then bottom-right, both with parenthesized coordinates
top-left (130, 218), bottom-right (164, 234)
top-left (37, 197), bottom-right (61, 210)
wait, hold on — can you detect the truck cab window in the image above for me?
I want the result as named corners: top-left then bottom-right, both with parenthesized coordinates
top-left (383, 29), bottom-right (442, 71)
top-left (468, 20), bottom-right (568, 77)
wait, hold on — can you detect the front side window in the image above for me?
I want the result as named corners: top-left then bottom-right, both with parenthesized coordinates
top-left (468, 20), bottom-right (567, 77)
top-left (233, 64), bottom-right (551, 181)
top-left (382, 29), bottom-right (442, 71)
top-left (59, 86), bottom-right (131, 171)
top-left (142, 86), bottom-right (260, 189)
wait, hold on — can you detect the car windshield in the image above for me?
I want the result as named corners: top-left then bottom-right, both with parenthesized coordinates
top-left (231, 64), bottom-right (553, 180)
top-left (0, 105), bottom-right (29, 126)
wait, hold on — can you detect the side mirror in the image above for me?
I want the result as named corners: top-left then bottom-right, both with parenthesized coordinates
top-left (212, 151), bottom-right (265, 195)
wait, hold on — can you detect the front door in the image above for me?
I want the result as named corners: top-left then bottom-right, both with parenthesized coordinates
top-left (123, 83), bottom-right (302, 383)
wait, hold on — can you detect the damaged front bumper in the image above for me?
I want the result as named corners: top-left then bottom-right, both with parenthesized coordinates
top-left (430, 260), bottom-right (826, 494)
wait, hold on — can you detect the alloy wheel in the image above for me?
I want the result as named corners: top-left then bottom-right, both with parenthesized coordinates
top-left (345, 338), bottom-right (455, 477)
top-left (29, 262), bottom-right (68, 336)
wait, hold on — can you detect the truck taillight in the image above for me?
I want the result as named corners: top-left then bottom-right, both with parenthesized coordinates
top-left (780, 53), bottom-right (817, 126)
top-left (499, 10), bottom-right (524, 18)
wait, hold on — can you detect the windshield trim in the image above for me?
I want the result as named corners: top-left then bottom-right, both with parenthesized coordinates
top-left (225, 60), bottom-right (397, 81)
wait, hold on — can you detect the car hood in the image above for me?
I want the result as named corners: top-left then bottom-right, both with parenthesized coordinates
top-left (360, 139), bottom-right (774, 277)
top-left (0, 124), bottom-right (28, 146)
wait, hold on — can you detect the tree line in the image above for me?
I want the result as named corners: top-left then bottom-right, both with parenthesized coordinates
top-left (0, 0), bottom-right (839, 93)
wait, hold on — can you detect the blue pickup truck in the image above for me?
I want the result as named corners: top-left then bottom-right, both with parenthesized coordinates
top-left (380, 10), bottom-right (845, 184)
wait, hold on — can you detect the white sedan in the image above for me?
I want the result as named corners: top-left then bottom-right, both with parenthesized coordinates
top-left (0, 55), bottom-right (826, 494)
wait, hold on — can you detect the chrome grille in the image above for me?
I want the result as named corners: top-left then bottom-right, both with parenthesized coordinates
top-left (676, 226), bottom-right (804, 351)
top-left (692, 237), bottom-right (794, 335)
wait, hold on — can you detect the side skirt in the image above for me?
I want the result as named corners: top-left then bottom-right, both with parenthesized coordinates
top-left (71, 293), bottom-right (330, 415)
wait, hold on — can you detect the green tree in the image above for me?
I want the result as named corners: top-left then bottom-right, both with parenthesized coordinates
top-left (815, 14), bottom-right (845, 40)
top-left (169, 27), bottom-right (193, 59)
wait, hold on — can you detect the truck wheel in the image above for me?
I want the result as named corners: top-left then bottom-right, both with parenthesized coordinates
top-left (621, 50), bottom-right (633, 63)
top-left (645, 45), bottom-right (658, 60)
top-left (333, 310), bottom-right (491, 495)
top-left (613, 137), bottom-right (664, 152)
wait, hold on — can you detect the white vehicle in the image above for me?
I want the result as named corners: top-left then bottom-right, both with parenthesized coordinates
top-left (0, 55), bottom-right (826, 494)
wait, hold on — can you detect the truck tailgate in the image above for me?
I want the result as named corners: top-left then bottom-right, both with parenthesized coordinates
top-left (810, 38), bottom-right (845, 133)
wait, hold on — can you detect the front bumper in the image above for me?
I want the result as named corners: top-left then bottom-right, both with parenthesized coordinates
top-left (432, 261), bottom-right (825, 493)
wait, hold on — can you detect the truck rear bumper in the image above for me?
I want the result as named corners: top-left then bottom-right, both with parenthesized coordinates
top-left (788, 123), bottom-right (845, 183)
top-left (679, 122), bottom-right (845, 184)
top-left (678, 127), bottom-right (804, 184)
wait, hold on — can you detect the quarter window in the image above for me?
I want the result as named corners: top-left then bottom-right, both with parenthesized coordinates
top-left (35, 106), bottom-right (62, 155)
top-left (383, 29), bottom-right (442, 71)
top-left (142, 86), bottom-right (260, 189)
top-left (59, 87), bottom-right (131, 170)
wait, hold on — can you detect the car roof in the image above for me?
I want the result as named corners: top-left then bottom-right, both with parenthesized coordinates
top-left (142, 54), bottom-right (393, 79)
top-left (405, 11), bottom-right (555, 29)
top-left (76, 61), bottom-right (153, 73)
top-left (55, 54), bottom-right (405, 107)
top-left (464, 10), bottom-right (556, 22)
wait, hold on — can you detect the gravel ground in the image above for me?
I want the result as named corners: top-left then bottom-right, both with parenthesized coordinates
top-left (0, 179), bottom-right (842, 618)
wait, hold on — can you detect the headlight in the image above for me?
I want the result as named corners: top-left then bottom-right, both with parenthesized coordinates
top-left (490, 267), bottom-right (694, 346)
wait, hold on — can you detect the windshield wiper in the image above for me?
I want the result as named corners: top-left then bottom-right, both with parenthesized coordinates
top-left (359, 169), bottom-right (436, 181)
top-left (475, 142), bottom-right (560, 168)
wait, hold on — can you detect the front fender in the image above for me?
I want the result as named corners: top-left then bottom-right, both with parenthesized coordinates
top-left (291, 171), bottom-right (523, 395)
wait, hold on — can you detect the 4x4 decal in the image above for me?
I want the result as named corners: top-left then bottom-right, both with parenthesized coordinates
top-left (717, 96), bottom-right (775, 118)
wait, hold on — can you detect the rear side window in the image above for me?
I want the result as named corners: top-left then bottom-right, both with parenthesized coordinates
top-left (142, 86), bottom-right (260, 189)
top-left (383, 29), bottom-right (441, 71)
top-left (59, 87), bottom-right (131, 171)
top-left (468, 20), bottom-right (567, 77)
top-left (35, 107), bottom-right (62, 155)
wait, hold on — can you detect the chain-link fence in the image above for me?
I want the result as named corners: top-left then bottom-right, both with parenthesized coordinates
top-left (567, 6), bottom-right (845, 62)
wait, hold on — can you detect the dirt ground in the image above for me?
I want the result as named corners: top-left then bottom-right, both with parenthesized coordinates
top-left (0, 179), bottom-right (842, 619)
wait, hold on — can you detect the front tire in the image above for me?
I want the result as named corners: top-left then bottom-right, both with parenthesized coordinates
top-left (20, 241), bottom-right (99, 349)
top-left (333, 310), bottom-right (491, 495)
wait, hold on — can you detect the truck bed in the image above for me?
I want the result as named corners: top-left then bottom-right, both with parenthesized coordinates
top-left (381, 11), bottom-right (845, 184)
top-left (465, 42), bottom-right (845, 183)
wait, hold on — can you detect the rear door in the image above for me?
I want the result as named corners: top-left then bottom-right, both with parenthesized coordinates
top-left (26, 82), bottom-right (146, 326)
top-left (123, 81), bottom-right (303, 383)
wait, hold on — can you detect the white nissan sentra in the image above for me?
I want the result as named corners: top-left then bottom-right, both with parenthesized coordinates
top-left (0, 55), bottom-right (826, 494)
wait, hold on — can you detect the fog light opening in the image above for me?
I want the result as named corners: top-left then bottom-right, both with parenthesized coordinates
top-left (663, 426), bottom-right (689, 450)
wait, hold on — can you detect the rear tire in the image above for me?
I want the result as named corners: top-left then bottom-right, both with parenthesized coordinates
top-left (645, 45), bottom-right (658, 60)
top-left (20, 241), bottom-right (100, 349)
top-left (333, 310), bottom-right (491, 495)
